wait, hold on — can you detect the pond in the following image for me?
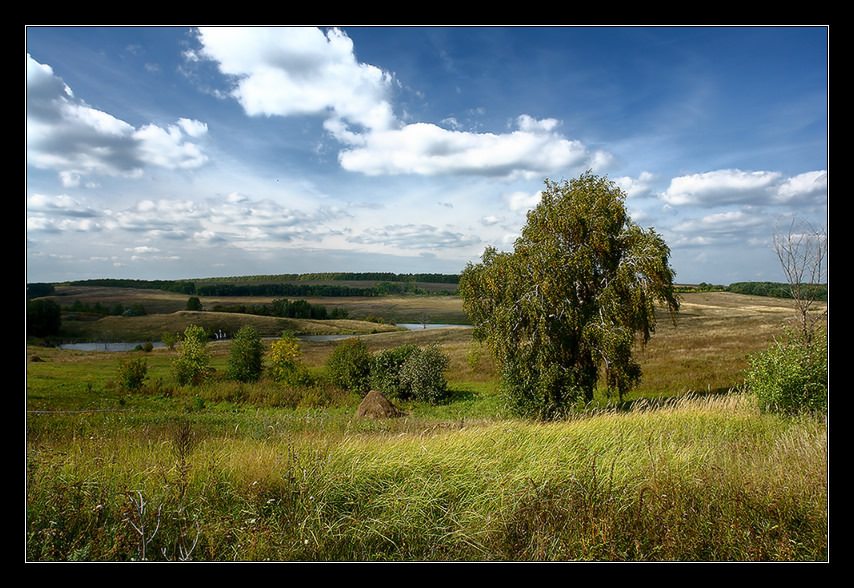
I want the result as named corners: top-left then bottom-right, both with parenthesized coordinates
top-left (298, 323), bottom-right (472, 342)
top-left (59, 341), bottom-right (168, 352)
top-left (57, 324), bottom-right (474, 350)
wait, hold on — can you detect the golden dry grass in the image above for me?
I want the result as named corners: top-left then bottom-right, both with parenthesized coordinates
top-left (631, 291), bottom-right (825, 397)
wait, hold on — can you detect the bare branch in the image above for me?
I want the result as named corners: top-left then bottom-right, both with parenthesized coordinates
top-left (773, 218), bottom-right (827, 346)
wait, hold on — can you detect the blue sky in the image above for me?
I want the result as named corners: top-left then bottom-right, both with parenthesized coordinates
top-left (26, 26), bottom-right (828, 285)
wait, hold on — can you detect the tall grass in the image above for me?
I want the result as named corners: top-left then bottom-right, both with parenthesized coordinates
top-left (27, 393), bottom-right (826, 561)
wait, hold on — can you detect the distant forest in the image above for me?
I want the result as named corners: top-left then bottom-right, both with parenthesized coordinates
top-left (29, 273), bottom-right (460, 299)
top-left (27, 275), bottom-right (826, 302)
top-left (725, 281), bottom-right (827, 301)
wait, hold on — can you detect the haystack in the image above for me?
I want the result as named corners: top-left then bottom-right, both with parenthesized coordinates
top-left (355, 390), bottom-right (402, 418)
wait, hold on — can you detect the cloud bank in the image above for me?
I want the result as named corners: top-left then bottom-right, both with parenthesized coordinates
top-left (27, 54), bottom-right (209, 184)
top-left (192, 27), bottom-right (607, 180)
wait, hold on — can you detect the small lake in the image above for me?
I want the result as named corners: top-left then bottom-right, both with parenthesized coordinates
top-left (58, 324), bottom-right (473, 350)
top-left (59, 341), bottom-right (168, 352)
top-left (298, 323), bottom-right (471, 342)
top-left (396, 323), bottom-right (472, 331)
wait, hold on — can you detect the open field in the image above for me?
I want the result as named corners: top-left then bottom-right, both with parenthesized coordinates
top-left (26, 290), bottom-right (828, 561)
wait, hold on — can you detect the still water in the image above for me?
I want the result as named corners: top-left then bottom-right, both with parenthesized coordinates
top-left (298, 323), bottom-right (471, 342)
top-left (59, 341), bottom-right (168, 352)
top-left (59, 324), bottom-right (473, 350)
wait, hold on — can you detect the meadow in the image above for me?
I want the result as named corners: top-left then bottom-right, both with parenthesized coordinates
top-left (25, 287), bottom-right (828, 561)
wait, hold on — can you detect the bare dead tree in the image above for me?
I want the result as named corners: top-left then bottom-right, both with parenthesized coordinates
top-left (773, 218), bottom-right (827, 347)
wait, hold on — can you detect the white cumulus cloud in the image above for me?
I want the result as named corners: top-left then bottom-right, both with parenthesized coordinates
top-left (192, 27), bottom-right (607, 180)
top-left (660, 168), bottom-right (828, 209)
top-left (27, 54), bottom-right (209, 181)
top-left (774, 170), bottom-right (827, 203)
top-left (337, 116), bottom-right (593, 179)
top-left (194, 26), bottom-right (396, 134)
top-left (661, 169), bottom-right (783, 207)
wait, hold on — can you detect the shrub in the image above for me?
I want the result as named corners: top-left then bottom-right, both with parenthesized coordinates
top-left (326, 338), bottom-right (372, 394)
top-left (172, 325), bottom-right (210, 386)
top-left (117, 357), bottom-right (148, 393)
top-left (162, 332), bottom-right (177, 350)
top-left (370, 344), bottom-right (419, 399)
top-left (745, 327), bottom-right (827, 414)
top-left (399, 344), bottom-right (450, 404)
top-left (226, 325), bottom-right (264, 383)
top-left (269, 333), bottom-right (313, 387)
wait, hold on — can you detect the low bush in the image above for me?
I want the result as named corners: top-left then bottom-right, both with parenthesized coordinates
top-left (226, 325), bottom-right (264, 383)
top-left (326, 338), bottom-right (372, 394)
top-left (370, 344), bottom-right (419, 399)
top-left (745, 327), bottom-right (827, 414)
top-left (399, 344), bottom-right (450, 404)
top-left (117, 357), bottom-right (148, 393)
top-left (268, 334), bottom-right (301, 380)
top-left (172, 325), bottom-right (210, 386)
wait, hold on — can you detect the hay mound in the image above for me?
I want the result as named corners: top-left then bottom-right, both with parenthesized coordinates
top-left (355, 390), bottom-right (402, 419)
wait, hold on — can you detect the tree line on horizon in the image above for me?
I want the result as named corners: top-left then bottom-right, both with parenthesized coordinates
top-left (27, 276), bottom-right (826, 303)
top-left (29, 272), bottom-right (460, 298)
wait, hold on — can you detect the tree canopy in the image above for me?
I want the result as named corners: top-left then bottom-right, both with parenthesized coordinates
top-left (459, 172), bottom-right (679, 418)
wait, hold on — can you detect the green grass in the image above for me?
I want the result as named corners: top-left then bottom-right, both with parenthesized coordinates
top-left (26, 394), bottom-right (827, 561)
top-left (26, 291), bottom-right (828, 561)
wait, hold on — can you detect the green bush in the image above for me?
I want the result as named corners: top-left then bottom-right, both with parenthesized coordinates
top-left (172, 325), bottom-right (211, 386)
top-left (117, 357), bottom-right (148, 393)
top-left (226, 325), bottom-right (264, 383)
top-left (162, 332), bottom-right (177, 350)
top-left (370, 344), bottom-right (419, 399)
top-left (399, 344), bottom-right (450, 404)
top-left (745, 328), bottom-right (827, 414)
top-left (326, 338), bottom-right (372, 394)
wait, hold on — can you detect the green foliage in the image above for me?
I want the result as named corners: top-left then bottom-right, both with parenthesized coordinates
top-left (162, 332), bottom-right (177, 350)
top-left (370, 344), bottom-right (419, 399)
top-left (460, 172), bottom-right (679, 419)
top-left (27, 282), bottom-right (56, 299)
top-left (326, 338), bottom-right (372, 394)
top-left (67, 299), bottom-right (127, 316)
top-left (268, 333), bottom-right (314, 387)
top-left (122, 303), bottom-right (147, 317)
top-left (210, 297), bottom-right (345, 320)
top-left (226, 325), bottom-right (264, 383)
top-left (171, 324), bottom-right (210, 386)
top-left (27, 298), bottom-right (62, 337)
top-left (727, 281), bottom-right (827, 301)
top-left (116, 357), bottom-right (148, 393)
top-left (186, 296), bottom-right (203, 311)
top-left (745, 328), bottom-right (827, 414)
top-left (399, 344), bottom-right (451, 404)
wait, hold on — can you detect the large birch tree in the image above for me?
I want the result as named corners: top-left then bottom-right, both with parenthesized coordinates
top-left (460, 172), bottom-right (679, 418)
